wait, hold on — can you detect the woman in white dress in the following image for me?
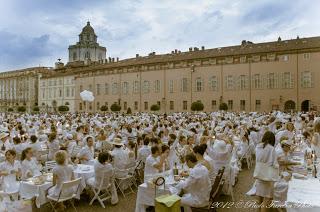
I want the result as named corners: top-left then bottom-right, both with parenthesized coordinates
top-left (249, 131), bottom-right (278, 212)
top-left (21, 147), bottom-right (41, 180)
top-left (48, 150), bottom-right (74, 211)
top-left (47, 133), bottom-right (60, 160)
top-left (0, 150), bottom-right (21, 194)
top-left (311, 122), bottom-right (320, 157)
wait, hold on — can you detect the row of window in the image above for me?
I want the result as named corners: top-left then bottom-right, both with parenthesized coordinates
top-left (42, 87), bottom-right (75, 99)
top-left (42, 79), bottom-right (75, 87)
top-left (79, 99), bottom-right (262, 111)
top-left (80, 71), bottom-right (313, 95)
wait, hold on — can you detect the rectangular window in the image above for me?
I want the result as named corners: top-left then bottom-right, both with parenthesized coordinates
top-left (144, 101), bottom-right (148, 110)
top-left (134, 101), bottom-right (138, 110)
top-left (195, 77), bottom-right (203, 92)
top-left (170, 101), bottom-right (174, 110)
top-left (301, 71), bottom-right (312, 88)
top-left (66, 87), bottom-right (70, 97)
top-left (239, 75), bottom-right (247, 90)
top-left (253, 74), bottom-right (261, 89)
top-left (123, 101), bottom-right (127, 110)
top-left (181, 78), bottom-right (188, 92)
top-left (240, 100), bottom-right (246, 111)
top-left (122, 82), bottom-right (129, 95)
top-left (282, 72), bottom-right (292, 89)
top-left (267, 73), bottom-right (275, 89)
top-left (88, 84), bottom-right (92, 91)
top-left (183, 101), bottom-right (188, 110)
top-left (154, 80), bottom-right (160, 93)
top-left (133, 81), bottom-right (140, 94)
top-left (226, 75), bottom-right (234, 90)
top-left (143, 81), bottom-right (150, 93)
top-left (97, 102), bottom-right (100, 110)
top-left (80, 85), bottom-right (83, 92)
top-left (79, 103), bottom-right (82, 110)
top-left (255, 100), bottom-right (261, 110)
top-left (211, 100), bottom-right (217, 110)
top-left (283, 55), bottom-right (289, 61)
top-left (228, 100), bottom-right (233, 110)
top-left (112, 83), bottom-right (118, 95)
top-left (96, 84), bottom-right (101, 95)
top-left (209, 76), bottom-right (218, 91)
top-left (104, 83), bottom-right (109, 95)
top-left (303, 53), bottom-right (310, 60)
top-left (169, 80), bottom-right (174, 93)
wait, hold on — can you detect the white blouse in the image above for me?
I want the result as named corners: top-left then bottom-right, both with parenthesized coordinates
top-left (21, 158), bottom-right (41, 179)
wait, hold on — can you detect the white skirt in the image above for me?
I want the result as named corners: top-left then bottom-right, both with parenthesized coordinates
top-left (247, 179), bottom-right (274, 198)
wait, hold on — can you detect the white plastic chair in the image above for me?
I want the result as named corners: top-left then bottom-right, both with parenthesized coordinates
top-left (47, 178), bottom-right (81, 212)
top-left (71, 145), bottom-right (82, 158)
top-left (44, 161), bottom-right (57, 172)
top-left (88, 171), bottom-right (113, 208)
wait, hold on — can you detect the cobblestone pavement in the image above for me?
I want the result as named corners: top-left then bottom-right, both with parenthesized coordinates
top-left (36, 166), bottom-right (257, 212)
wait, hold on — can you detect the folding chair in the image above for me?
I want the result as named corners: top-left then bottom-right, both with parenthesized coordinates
top-left (71, 145), bottom-right (82, 158)
top-left (47, 178), bottom-right (81, 212)
top-left (88, 171), bottom-right (113, 208)
top-left (114, 168), bottom-right (135, 198)
top-left (210, 166), bottom-right (225, 201)
top-left (44, 161), bottom-right (57, 172)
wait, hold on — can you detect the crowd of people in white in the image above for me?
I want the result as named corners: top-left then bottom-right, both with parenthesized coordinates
top-left (0, 111), bottom-right (319, 211)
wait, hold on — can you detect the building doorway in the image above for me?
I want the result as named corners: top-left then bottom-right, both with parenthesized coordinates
top-left (284, 100), bottom-right (295, 112)
top-left (301, 100), bottom-right (310, 112)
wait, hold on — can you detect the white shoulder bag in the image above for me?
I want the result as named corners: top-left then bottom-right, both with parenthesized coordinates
top-left (254, 162), bottom-right (279, 182)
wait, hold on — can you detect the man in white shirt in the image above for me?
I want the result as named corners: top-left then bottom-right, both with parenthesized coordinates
top-left (175, 153), bottom-right (211, 212)
top-left (137, 137), bottom-right (151, 163)
top-left (144, 146), bottom-right (166, 182)
top-left (78, 136), bottom-right (95, 165)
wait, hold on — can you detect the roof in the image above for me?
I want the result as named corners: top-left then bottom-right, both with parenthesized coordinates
top-left (80, 21), bottom-right (96, 35)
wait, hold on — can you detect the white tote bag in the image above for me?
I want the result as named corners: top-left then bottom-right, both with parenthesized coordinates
top-left (254, 162), bottom-right (279, 182)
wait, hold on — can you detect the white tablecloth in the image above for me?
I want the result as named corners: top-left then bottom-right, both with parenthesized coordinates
top-left (135, 183), bottom-right (171, 212)
top-left (73, 164), bottom-right (94, 188)
top-left (19, 181), bottom-right (52, 208)
top-left (287, 178), bottom-right (320, 212)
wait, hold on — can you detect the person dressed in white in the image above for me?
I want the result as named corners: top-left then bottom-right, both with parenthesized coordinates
top-left (312, 121), bottom-right (320, 157)
top-left (86, 152), bottom-right (118, 205)
top-left (175, 153), bottom-right (211, 212)
top-left (144, 145), bottom-right (168, 182)
top-left (137, 137), bottom-right (151, 164)
top-left (77, 136), bottom-right (95, 165)
top-left (0, 150), bottom-right (21, 194)
top-left (110, 138), bottom-right (129, 178)
top-left (0, 132), bottom-right (12, 152)
top-left (21, 147), bottom-right (41, 179)
top-left (47, 133), bottom-right (60, 160)
top-left (247, 131), bottom-right (279, 212)
top-left (48, 150), bottom-right (74, 211)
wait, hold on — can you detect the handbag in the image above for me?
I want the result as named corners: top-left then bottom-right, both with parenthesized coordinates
top-left (254, 162), bottom-right (279, 181)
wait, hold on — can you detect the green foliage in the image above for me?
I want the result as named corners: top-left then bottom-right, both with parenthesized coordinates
top-left (17, 106), bottom-right (26, 112)
top-left (191, 101), bottom-right (204, 111)
top-left (110, 103), bottom-right (121, 112)
top-left (127, 107), bottom-right (132, 114)
top-left (150, 104), bottom-right (160, 111)
top-left (58, 105), bottom-right (69, 112)
top-left (100, 105), bottom-right (108, 111)
top-left (219, 102), bottom-right (228, 111)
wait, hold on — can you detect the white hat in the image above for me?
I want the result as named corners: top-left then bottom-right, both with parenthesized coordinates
top-left (213, 140), bottom-right (227, 153)
top-left (0, 132), bottom-right (9, 140)
top-left (110, 137), bottom-right (124, 146)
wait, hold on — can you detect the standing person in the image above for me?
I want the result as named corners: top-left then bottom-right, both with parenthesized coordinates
top-left (311, 121), bottom-right (320, 157)
top-left (248, 131), bottom-right (279, 212)
top-left (47, 133), bottom-right (60, 160)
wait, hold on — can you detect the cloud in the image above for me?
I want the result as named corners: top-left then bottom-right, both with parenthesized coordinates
top-left (0, 0), bottom-right (319, 71)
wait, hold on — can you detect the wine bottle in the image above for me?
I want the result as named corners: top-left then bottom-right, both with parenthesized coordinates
top-left (173, 162), bottom-right (178, 175)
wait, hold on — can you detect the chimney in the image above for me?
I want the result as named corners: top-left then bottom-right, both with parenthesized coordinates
top-left (189, 47), bottom-right (193, 52)
top-left (116, 57), bottom-right (119, 62)
top-left (201, 46), bottom-right (205, 50)
top-left (112, 58), bottom-right (115, 62)
top-left (108, 57), bottom-right (112, 62)
top-left (136, 54), bottom-right (139, 58)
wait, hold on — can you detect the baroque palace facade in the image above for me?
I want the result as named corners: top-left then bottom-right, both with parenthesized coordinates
top-left (1, 22), bottom-right (320, 113)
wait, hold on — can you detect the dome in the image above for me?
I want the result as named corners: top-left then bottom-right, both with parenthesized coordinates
top-left (80, 21), bottom-right (96, 35)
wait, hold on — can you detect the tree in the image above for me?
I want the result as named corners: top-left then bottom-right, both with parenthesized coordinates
top-left (58, 105), bottom-right (69, 112)
top-left (100, 105), bottom-right (108, 112)
top-left (191, 101), bottom-right (204, 111)
top-left (33, 106), bottom-right (40, 112)
top-left (219, 102), bottom-right (228, 111)
top-left (127, 107), bottom-right (132, 114)
top-left (8, 108), bottom-right (13, 112)
top-left (150, 104), bottom-right (160, 111)
top-left (110, 103), bottom-right (121, 112)
top-left (17, 106), bottom-right (26, 113)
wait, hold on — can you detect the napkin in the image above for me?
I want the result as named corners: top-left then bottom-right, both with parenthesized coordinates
top-left (155, 194), bottom-right (181, 207)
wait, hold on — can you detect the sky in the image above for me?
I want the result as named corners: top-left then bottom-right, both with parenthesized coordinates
top-left (0, 0), bottom-right (319, 72)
